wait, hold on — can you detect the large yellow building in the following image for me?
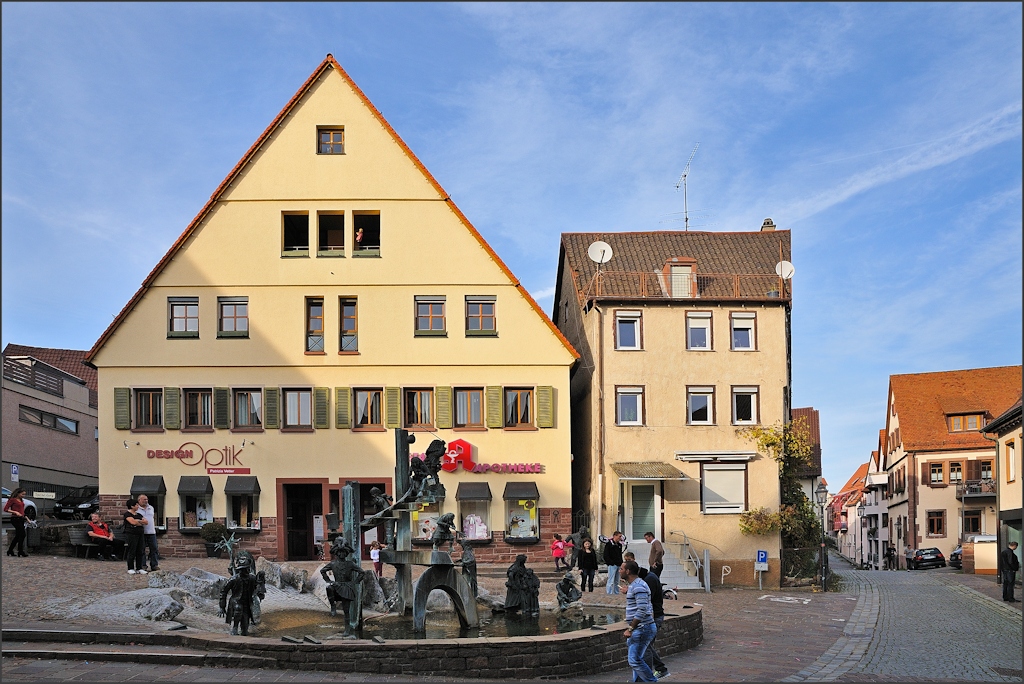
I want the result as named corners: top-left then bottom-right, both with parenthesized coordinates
top-left (553, 222), bottom-right (791, 588)
top-left (86, 55), bottom-right (578, 563)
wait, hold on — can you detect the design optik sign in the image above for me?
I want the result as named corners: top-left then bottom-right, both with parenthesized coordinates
top-left (419, 439), bottom-right (544, 475)
top-left (146, 442), bottom-right (250, 475)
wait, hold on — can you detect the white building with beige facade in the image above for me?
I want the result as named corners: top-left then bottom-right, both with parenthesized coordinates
top-left (552, 223), bottom-right (792, 588)
top-left (85, 55), bottom-right (578, 564)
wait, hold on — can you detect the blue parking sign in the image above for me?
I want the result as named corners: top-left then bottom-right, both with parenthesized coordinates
top-left (756, 550), bottom-right (768, 564)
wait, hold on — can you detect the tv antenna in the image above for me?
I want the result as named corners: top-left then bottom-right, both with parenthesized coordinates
top-left (675, 142), bottom-right (700, 231)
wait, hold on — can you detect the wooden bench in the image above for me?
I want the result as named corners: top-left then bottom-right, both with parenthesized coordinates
top-left (68, 528), bottom-right (100, 559)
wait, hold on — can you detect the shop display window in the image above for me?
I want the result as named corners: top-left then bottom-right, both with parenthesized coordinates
top-left (228, 495), bottom-right (260, 529)
top-left (459, 501), bottom-right (491, 540)
top-left (412, 502), bottom-right (441, 541)
top-left (180, 495), bottom-right (213, 529)
top-left (506, 499), bottom-right (538, 539)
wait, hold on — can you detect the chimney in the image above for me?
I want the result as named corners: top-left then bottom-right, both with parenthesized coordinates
top-left (760, 218), bottom-right (776, 232)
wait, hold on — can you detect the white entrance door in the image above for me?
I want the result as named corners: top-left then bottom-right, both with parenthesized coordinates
top-left (625, 482), bottom-right (660, 546)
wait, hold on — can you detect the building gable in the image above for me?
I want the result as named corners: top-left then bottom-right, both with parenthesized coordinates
top-left (87, 55), bottom-right (577, 367)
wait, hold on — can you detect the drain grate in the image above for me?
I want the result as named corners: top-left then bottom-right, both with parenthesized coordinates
top-left (991, 666), bottom-right (1022, 678)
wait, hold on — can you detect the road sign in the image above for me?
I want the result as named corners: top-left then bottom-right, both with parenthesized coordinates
top-left (33, 492), bottom-right (57, 499)
top-left (755, 549), bottom-right (768, 572)
top-left (10, 464), bottom-right (18, 483)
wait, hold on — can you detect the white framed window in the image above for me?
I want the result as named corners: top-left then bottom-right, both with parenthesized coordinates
top-left (686, 312), bottom-right (711, 350)
top-left (732, 386), bottom-right (758, 425)
top-left (730, 312), bottom-right (756, 351)
top-left (687, 386), bottom-right (715, 425)
top-left (615, 311), bottom-right (642, 350)
top-left (615, 387), bottom-right (644, 426)
top-left (701, 463), bottom-right (747, 514)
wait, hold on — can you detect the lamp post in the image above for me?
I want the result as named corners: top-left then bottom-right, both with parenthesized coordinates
top-left (895, 516), bottom-right (903, 570)
top-left (857, 499), bottom-right (866, 569)
top-left (815, 482), bottom-right (829, 591)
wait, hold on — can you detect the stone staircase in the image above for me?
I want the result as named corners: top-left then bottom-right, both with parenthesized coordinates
top-left (629, 539), bottom-right (704, 591)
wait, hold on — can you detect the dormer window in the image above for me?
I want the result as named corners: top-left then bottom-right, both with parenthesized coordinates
top-left (948, 414), bottom-right (984, 432)
top-left (665, 258), bottom-right (697, 298)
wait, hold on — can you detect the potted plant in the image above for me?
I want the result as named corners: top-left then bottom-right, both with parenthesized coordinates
top-left (200, 521), bottom-right (228, 558)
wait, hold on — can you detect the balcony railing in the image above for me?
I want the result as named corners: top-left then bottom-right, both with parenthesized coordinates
top-left (574, 269), bottom-right (791, 304)
top-left (3, 357), bottom-right (63, 397)
top-left (956, 479), bottom-right (996, 499)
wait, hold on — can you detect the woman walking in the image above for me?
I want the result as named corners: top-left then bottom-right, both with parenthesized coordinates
top-left (4, 488), bottom-right (29, 557)
top-left (122, 498), bottom-right (147, 575)
top-left (577, 538), bottom-right (599, 592)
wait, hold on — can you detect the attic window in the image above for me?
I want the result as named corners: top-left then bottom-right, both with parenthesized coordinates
top-left (318, 128), bottom-right (344, 154)
top-left (948, 414), bottom-right (984, 432)
top-left (283, 213), bottom-right (309, 257)
top-left (353, 212), bottom-right (381, 257)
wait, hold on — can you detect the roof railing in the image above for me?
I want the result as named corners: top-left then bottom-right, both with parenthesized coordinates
top-left (2, 357), bottom-right (64, 397)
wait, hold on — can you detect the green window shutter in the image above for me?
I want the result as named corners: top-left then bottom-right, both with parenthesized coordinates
top-left (214, 388), bottom-right (230, 429)
top-left (486, 386), bottom-right (503, 429)
top-left (536, 386), bottom-right (554, 428)
top-left (264, 388), bottom-right (279, 429)
top-left (314, 387), bottom-right (330, 429)
top-left (335, 387), bottom-right (352, 428)
top-left (114, 388), bottom-right (131, 430)
top-left (385, 387), bottom-right (401, 428)
top-left (164, 388), bottom-right (181, 430)
top-left (436, 386), bottom-right (453, 429)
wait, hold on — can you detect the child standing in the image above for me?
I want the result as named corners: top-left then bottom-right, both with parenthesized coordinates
top-left (551, 534), bottom-right (567, 571)
top-left (370, 540), bottom-right (383, 577)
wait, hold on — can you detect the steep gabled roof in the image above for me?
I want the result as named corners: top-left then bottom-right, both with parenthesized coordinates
top-left (86, 55), bottom-right (577, 364)
top-left (3, 343), bottom-right (96, 391)
top-left (890, 366), bottom-right (1021, 452)
top-left (837, 462), bottom-right (869, 496)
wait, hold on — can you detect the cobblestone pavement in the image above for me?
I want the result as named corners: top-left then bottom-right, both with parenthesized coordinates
top-left (784, 555), bottom-right (1023, 683)
top-left (4, 551), bottom-right (1022, 681)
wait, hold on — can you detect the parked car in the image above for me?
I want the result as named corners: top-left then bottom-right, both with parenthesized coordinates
top-left (949, 545), bottom-right (962, 569)
top-left (1, 487), bottom-right (38, 521)
top-left (906, 547), bottom-right (946, 570)
top-left (54, 486), bottom-right (100, 520)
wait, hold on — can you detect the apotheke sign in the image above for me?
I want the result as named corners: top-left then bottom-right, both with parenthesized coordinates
top-left (430, 439), bottom-right (544, 475)
top-left (146, 442), bottom-right (250, 475)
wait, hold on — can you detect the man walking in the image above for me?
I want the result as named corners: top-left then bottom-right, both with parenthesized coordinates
top-left (639, 566), bottom-right (669, 679)
top-left (620, 561), bottom-right (658, 682)
top-left (644, 531), bottom-right (665, 577)
top-left (137, 494), bottom-right (160, 572)
top-left (603, 531), bottom-right (625, 594)
top-left (1000, 541), bottom-right (1020, 602)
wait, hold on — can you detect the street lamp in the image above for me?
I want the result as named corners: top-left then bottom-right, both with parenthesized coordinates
top-left (815, 482), bottom-right (829, 591)
top-left (857, 499), bottom-right (866, 569)
top-left (895, 516), bottom-right (903, 569)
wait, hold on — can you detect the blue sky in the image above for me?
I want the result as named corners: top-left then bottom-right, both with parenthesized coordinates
top-left (3, 3), bottom-right (1021, 489)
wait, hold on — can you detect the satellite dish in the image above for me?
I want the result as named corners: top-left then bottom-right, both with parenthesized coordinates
top-left (587, 241), bottom-right (614, 264)
top-left (775, 261), bottom-right (795, 279)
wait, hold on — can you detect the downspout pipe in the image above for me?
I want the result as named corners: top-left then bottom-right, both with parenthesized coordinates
top-left (595, 301), bottom-right (606, 540)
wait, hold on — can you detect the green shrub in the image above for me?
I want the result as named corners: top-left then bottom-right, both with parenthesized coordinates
top-left (200, 521), bottom-right (228, 543)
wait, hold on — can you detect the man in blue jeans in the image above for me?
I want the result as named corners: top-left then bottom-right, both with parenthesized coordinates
top-left (604, 531), bottom-right (625, 594)
top-left (137, 494), bottom-right (160, 572)
top-left (620, 560), bottom-right (657, 682)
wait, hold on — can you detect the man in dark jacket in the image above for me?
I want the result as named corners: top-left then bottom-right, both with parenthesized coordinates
top-left (639, 566), bottom-right (669, 678)
top-left (603, 531), bottom-right (625, 594)
top-left (1001, 541), bottom-right (1020, 602)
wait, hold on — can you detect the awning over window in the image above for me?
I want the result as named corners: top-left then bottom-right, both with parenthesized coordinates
top-left (224, 476), bottom-right (261, 495)
top-left (177, 476), bottom-right (213, 496)
top-left (130, 475), bottom-right (166, 496)
top-left (503, 482), bottom-right (539, 500)
top-left (456, 482), bottom-right (492, 501)
top-left (611, 462), bottom-right (689, 480)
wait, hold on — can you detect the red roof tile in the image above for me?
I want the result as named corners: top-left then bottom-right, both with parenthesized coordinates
top-left (3, 344), bottom-right (96, 391)
top-left (891, 366), bottom-right (1022, 452)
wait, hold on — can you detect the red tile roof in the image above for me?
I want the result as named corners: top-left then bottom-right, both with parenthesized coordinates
top-left (891, 366), bottom-right (1022, 452)
top-left (792, 407), bottom-right (822, 478)
top-left (838, 462), bottom-right (869, 496)
top-left (86, 55), bottom-right (577, 364)
top-left (3, 344), bottom-right (96, 391)
top-left (560, 229), bottom-right (791, 299)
